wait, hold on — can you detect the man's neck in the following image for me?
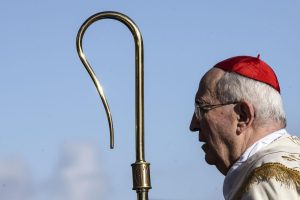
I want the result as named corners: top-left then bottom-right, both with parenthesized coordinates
top-left (246, 122), bottom-right (284, 149)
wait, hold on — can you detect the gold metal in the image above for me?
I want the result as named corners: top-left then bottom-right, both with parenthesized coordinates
top-left (132, 162), bottom-right (151, 190)
top-left (76, 11), bottom-right (151, 200)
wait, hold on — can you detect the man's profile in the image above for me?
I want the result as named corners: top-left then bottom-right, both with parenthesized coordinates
top-left (189, 55), bottom-right (300, 199)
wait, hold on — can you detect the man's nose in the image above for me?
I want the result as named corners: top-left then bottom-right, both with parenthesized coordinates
top-left (189, 113), bottom-right (200, 132)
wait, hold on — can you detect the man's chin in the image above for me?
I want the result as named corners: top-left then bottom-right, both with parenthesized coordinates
top-left (204, 154), bottom-right (216, 165)
top-left (204, 154), bottom-right (227, 175)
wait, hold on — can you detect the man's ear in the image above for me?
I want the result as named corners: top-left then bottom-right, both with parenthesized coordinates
top-left (236, 101), bottom-right (255, 135)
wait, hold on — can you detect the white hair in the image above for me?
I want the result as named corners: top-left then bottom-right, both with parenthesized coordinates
top-left (215, 72), bottom-right (286, 127)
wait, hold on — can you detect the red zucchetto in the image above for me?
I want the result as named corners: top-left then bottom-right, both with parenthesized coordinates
top-left (213, 55), bottom-right (280, 93)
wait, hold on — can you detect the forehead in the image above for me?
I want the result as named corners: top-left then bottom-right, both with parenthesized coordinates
top-left (195, 68), bottom-right (225, 104)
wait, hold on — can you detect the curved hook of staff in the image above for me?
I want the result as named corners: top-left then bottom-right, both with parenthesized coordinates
top-left (76, 12), bottom-right (115, 149)
top-left (76, 11), bottom-right (151, 200)
top-left (76, 11), bottom-right (144, 149)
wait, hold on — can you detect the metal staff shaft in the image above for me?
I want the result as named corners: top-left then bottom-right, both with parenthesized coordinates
top-left (76, 11), bottom-right (151, 200)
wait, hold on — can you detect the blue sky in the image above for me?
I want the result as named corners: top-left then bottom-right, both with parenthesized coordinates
top-left (0, 1), bottom-right (299, 200)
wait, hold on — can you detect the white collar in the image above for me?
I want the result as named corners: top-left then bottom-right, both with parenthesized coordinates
top-left (227, 128), bottom-right (288, 175)
top-left (223, 129), bottom-right (288, 199)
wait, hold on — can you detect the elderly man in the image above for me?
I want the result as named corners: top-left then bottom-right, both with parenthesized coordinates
top-left (189, 55), bottom-right (300, 199)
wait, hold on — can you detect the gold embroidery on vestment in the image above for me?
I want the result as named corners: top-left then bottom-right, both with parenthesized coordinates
top-left (282, 153), bottom-right (300, 162)
top-left (287, 136), bottom-right (300, 146)
top-left (233, 162), bottom-right (300, 200)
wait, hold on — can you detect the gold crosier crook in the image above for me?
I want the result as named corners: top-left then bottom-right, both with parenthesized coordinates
top-left (76, 11), bottom-right (151, 200)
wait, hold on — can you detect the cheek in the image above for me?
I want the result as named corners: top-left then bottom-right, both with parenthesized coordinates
top-left (205, 112), bottom-right (235, 142)
top-left (200, 119), bottom-right (222, 148)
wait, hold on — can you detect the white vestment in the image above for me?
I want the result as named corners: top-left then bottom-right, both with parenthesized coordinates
top-left (223, 129), bottom-right (300, 200)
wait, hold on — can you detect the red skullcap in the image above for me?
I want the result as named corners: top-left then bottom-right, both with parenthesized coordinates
top-left (213, 55), bottom-right (280, 93)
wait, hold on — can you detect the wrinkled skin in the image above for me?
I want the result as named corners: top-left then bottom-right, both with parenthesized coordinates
top-left (189, 68), bottom-right (285, 175)
top-left (189, 68), bottom-right (242, 175)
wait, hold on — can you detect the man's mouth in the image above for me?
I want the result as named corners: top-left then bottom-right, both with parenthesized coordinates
top-left (201, 143), bottom-right (208, 152)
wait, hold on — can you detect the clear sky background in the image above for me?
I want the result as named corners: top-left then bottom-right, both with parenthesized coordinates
top-left (0, 1), bottom-right (300, 200)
